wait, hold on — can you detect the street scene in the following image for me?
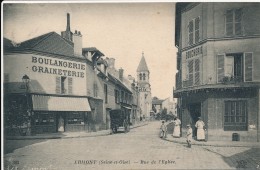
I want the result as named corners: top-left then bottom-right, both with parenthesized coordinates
top-left (2, 2), bottom-right (260, 170)
top-left (4, 121), bottom-right (260, 170)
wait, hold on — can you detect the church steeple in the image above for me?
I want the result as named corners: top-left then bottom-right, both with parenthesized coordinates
top-left (137, 52), bottom-right (149, 72)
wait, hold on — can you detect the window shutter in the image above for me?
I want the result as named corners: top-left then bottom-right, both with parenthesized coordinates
top-left (217, 54), bottom-right (225, 83)
top-left (195, 17), bottom-right (200, 43)
top-left (188, 21), bottom-right (194, 45)
top-left (235, 8), bottom-right (242, 35)
top-left (194, 59), bottom-right (200, 85)
top-left (226, 10), bottom-right (233, 36)
top-left (188, 60), bottom-right (194, 86)
top-left (244, 52), bottom-right (253, 82)
top-left (68, 77), bottom-right (73, 94)
top-left (56, 76), bottom-right (61, 94)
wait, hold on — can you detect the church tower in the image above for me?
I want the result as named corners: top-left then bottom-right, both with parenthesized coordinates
top-left (137, 52), bottom-right (152, 119)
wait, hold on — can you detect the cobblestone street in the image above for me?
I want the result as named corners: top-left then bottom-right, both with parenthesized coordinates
top-left (4, 121), bottom-right (260, 170)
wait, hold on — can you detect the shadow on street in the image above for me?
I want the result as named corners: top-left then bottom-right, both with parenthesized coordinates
top-left (4, 139), bottom-right (47, 154)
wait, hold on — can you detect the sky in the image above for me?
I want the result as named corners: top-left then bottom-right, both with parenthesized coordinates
top-left (3, 2), bottom-right (177, 100)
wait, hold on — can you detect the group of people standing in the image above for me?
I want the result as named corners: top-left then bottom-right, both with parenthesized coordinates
top-left (160, 116), bottom-right (206, 148)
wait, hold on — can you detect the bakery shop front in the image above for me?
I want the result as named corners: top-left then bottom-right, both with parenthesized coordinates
top-left (32, 95), bottom-right (91, 134)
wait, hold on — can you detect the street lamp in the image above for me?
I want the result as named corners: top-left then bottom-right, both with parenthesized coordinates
top-left (22, 74), bottom-right (31, 135)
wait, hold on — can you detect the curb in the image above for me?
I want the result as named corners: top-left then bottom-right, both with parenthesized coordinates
top-left (162, 137), bottom-right (260, 148)
top-left (5, 123), bottom-right (148, 140)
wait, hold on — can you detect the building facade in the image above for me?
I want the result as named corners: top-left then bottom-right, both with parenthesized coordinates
top-left (174, 3), bottom-right (260, 142)
top-left (137, 53), bottom-right (152, 119)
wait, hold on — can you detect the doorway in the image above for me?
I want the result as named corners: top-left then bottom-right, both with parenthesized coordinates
top-left (56, 112), bottom-right (66, 132)
top-left (188, 103), bottom-right (201, 137)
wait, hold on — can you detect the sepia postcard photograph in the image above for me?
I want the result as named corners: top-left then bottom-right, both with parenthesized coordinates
top-left (2, 1), bottom-right (260, 170)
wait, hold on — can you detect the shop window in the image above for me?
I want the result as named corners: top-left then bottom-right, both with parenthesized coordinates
top-left (35, 112), bottom-right (55, 126)
top-left (188, 17), bottom-right (200, 46)
top-left (224, 100), bottom-right (247, 131)
top-left (68, 77), bottom-right (73, 94)
top-left (67, 112), bottom-right (84, 125)
top-left (104, 84), bottom-right (108, 104)
top-left (226, 8), bottom-right (242, 36)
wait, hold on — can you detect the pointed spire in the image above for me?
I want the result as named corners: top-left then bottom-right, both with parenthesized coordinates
top-left (137, 52), bottom-right (149, 72)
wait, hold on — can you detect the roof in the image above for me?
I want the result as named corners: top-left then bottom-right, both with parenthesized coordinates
top-left (108, 73), bottom-right (132, 94)
top-left (7, 32), bottom-right (77, 58)
top-left (152, 99), bottom-right (164, 105)
top-left (137, 56), bottom-right (149, 72)
top-left (3, 38), bottom-right (14, 51)
top-left (82, 47), bottom-right (104, 57)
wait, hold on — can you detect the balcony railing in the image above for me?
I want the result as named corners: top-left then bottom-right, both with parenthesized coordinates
top-left (221, 76), bottom-right (243, 84)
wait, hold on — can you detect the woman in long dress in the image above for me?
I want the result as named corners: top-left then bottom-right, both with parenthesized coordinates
top-left (195, 117), bottom-right (205, 141)
top-left (172, 117), bottom-right (181, 137)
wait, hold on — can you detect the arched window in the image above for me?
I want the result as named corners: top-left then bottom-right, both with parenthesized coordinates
top-left (143, 73), bottom-right (146, 80)
top-left (139, 73), bottom-right (142, 81)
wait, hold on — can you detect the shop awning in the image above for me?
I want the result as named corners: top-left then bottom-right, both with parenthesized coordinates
top-left (32, 95), bottom-right (91, 111)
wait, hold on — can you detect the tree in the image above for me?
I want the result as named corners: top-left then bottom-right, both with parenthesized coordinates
top-left (161, 108), bottom-right (167, 120)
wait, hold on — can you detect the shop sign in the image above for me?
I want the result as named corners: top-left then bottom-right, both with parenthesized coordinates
top-left (31, 56), bottom-right (85, 78)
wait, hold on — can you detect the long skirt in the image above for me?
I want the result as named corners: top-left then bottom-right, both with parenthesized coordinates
top-left (197, 128), bottom-right (205, 140)
top-left (173, 126), bottom-right (180, 137)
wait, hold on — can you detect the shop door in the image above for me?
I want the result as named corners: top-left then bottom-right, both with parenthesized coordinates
top-left (188, 103), bottom-right (201, 137)
top-left (56, 112), bottom-right (66, 133)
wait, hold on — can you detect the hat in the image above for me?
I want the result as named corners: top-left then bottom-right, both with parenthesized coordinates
top-left (187, 124), bottom-right (191, 127)
top-left (198, 117), bottom-right (202, 119)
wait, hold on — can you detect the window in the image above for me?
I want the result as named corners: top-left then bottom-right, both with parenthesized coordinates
top-left (224, 101), bottom-right (247, 131)
top-left (143, 73), bottom-right (146, 80)
top-left (188, 17), bottom-right (200, 45)
top-left (61, 76), bottom-right (67, 94)
top-left (4, 73), bottom-right (9, 83)
top-left (139, 73), bottom-right (142, 81)
top-left (115, 90), bottom-right (119, 103)
top-left (186, 58), bottom-right (200, 86)
top-left (226, 9), bottom-right (242, 36)
top-left (94, 83), bottom-right (98, 97)
top-left (217, 53), bottom-right (252, 83)
top-left (104, 84), bottom-right (108, 104)
top-left (35, 112), bottom-right (55, 125)
top-left (67, 112), bottom-right (84, 124)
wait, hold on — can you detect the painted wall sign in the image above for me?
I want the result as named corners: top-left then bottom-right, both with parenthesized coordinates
top-left (186, 46), bottom-right (203, 59)
top-left (31, 56), bottom-right (85, 78)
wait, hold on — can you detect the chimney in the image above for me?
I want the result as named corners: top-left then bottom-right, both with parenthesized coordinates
top-left (66, 13), bottom-right (71, 31)
top-left (61, 13), bottom-right (72, 41)
top-left (119, 68), bottom-right (124, 81)
top-left (107, 58), bottom-right (115, 68)
top-left (73, 30), bottom-right (82, 56)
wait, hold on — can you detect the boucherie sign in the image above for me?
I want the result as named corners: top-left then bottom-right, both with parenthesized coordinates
top-left (31, 56), bottom-right (85, 78)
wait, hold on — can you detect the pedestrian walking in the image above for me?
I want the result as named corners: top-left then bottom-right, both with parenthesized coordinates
top-left (195, 117), bottom-right (206, 141)
top-left (186, 124), bottom-right (192, 148)
top-left (172, 117), bottom-right (181, 138)
top-left (160, 121), bottom-right (167, 139)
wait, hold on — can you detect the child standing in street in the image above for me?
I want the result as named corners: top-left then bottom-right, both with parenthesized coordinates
top-left (160, 121), bottom-right (167, 139)
top-left (186, 124), bottom-right (192, 148)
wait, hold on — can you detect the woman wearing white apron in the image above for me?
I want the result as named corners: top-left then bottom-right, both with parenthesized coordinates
top-left (172, 117), bottom-right (181, 138)
top-left (195, 117), bottom-right (205, 141)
